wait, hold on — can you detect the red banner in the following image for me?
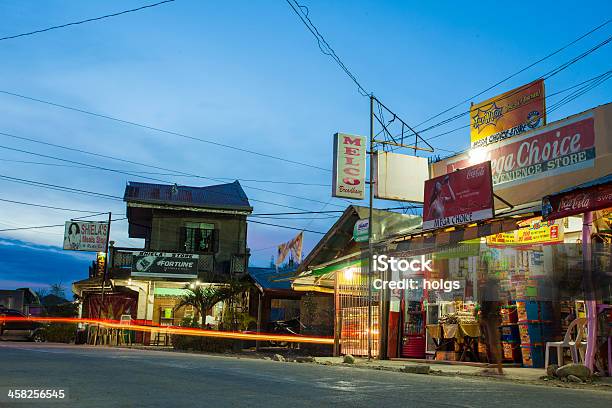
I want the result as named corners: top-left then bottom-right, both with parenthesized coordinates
top-left (448, 115), bottom-right (595, 188)
top-left (542, 182), bottom-right (612, 220)
top-left (423, 161), bottom-right (494, 230)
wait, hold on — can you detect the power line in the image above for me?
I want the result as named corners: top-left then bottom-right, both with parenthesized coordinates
top-left (414, 20), bottom-right (611, 129)
top-left (247, 218), bottom-right (325, 235)
top-left (285, 0), bottom-right (370, 97)
top-left (0, 157), bottom-right (331, 186)
top-left (420, 69), bottom-right (612, 142)
top-left (0, 217), bottom-right (127, 233)
top-left (0, 197), bottom-right (114, 214)
top-left (0, 90), bottom-right (329, 172)
top-left (0, 139), bottom-right (343, 209)
top-left (0, 1), bottom-right (176, 42)
top-left (0, 174), bottom-right (124, 201)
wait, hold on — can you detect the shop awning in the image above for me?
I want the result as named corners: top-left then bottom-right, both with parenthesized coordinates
top-left (392, 202), bottom-right (541, 253)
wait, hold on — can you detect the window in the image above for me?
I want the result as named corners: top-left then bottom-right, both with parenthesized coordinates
top-left (183, 222), bottom-right (215, 253)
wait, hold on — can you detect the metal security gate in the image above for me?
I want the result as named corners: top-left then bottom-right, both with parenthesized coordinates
top-left (337, 265), bottom-right (379, 357)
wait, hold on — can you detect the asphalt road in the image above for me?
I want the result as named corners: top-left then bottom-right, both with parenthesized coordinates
top-left (1, 342), bottom-right (611, 408)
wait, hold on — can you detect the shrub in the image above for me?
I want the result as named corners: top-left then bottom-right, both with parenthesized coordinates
top-left (171, 334), bottom-right (236, 353)
top-left (45, 323), bottom-right (77, 343)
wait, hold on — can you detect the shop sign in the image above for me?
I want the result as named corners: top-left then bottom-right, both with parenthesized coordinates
top-left (542, 182), bottom-right (612, 221)
top-left (63, 221), bottom-right (109, 252)
top-left (471, 79), bottom-right (546, 149)
top-left (374, 151), bottom-right (429, 202)
top-left (332, 133), bottom-right (366, 199)
top-left (423, 161), bottom-right (494, 230)
top-left (131, 252), bottom-right (199, 279)
top-left (96, 252), bottom-right (106, 276)
top-left (486, 218), bottom-right (564, 245)
top-left (353, 218), bottom-right (369, 242)
top-left (449, 114), bottom-right (595, 189)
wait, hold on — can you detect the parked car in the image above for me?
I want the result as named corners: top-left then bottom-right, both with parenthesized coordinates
top-left (0, 307), bottom-right (46, 342)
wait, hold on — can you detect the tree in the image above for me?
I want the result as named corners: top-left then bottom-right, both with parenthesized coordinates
top-left (49, 283), bottom-right (66, 299)
top-left (174, 285), bottom-right (222, 328)
top-left (175, 279), bottom-right (252, 329)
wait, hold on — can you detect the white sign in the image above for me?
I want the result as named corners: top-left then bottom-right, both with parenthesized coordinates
top-left (63, 221), bottom-right (108, 252)
top-left (332, 133), bottom-right (366, 199)
top-left (374, 152), bottom-right (429, 202)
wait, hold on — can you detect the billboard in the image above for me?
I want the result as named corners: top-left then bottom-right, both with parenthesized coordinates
top-left (470, 79), bottom-right (546, 149)
top-left (448, 113), bottom-right (595, 190)
top-left (63, 221), bottom-right (109, 252)
top-left (131, 252), bottom-right (199, 279)
top-left (374, 151), bottom-right (429, 202)
top-left (332, 133), bottom-right (366, 199)
top-left (423, 161), bottom-right (494, 230)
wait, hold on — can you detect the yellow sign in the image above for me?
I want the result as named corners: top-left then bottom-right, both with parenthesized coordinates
top-left (487, 218), bottom-right (563, 245)
top-left (470, 80), bottom-right (546, 148)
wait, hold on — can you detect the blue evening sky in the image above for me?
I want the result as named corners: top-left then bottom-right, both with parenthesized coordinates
top-left (0, 0), bottom-right (610, 289)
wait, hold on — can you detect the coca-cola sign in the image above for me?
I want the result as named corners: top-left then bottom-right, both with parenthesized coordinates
top-left (448, 114), bottom-right (595, 188)
top-left (542, 182), bottom-right (612, 220)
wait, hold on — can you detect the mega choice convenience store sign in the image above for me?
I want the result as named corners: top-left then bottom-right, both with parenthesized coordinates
top-left (448, 112), bottom-right (595, 188)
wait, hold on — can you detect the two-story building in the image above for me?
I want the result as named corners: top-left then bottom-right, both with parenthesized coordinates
top-left (73, 180), bottom-right (253, 336)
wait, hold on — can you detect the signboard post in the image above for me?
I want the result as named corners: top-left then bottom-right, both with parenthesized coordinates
top-left (332, 132), bottom-right (366, 199)
top-left (423, 161), bottom-right (494, 230)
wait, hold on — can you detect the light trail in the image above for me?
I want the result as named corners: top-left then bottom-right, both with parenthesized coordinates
top-left (0, 316), bottom-right (334, 345)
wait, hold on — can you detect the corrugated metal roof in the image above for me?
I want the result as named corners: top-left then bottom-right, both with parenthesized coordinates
top-left (248, 267), bottom-right (295, 291)
top-left (124, 180), bottom-right (252, 211)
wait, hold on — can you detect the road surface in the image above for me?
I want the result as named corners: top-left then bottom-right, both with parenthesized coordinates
top-left (1, 342), bottom-right (611, 407)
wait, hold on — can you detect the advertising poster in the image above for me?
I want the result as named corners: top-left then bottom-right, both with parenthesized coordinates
top-left (449, 114), bottom-right (595, 189)
top-left (486, 218), bottom-right (564, 245)
top-left (332, 132), bottom-right (366, 199)
top-left (470, 79), bottom-right (546, 148)
top-left (422, 161), bottom-right (494, 230)
top-left (63, 221), bottom-right (109, 252)
top-left (131, 252), bottom-right (199, 279)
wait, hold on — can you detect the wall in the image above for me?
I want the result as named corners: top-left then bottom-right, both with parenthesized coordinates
top-left (148, 209), bottom-right (248, 279)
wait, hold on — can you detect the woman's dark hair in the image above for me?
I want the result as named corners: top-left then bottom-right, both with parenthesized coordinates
top-left (69, 223), bottom-right (80, 235)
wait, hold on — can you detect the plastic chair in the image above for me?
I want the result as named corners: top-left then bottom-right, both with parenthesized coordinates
top-left (545, 318), bottom-right (587, 369)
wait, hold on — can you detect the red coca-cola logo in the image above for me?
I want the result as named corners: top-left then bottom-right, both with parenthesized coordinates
top-left (466, 166), bottom-right (485, 179)
top-left (558, 193), bottom-right (590, 212)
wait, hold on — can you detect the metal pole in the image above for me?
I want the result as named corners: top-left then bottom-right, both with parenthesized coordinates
top-left (256, 291), bottom-right (263, 351)
top-left (367, 95), bottom-right (374, 360)
top-left (98, 212), bottom-right (112, 320)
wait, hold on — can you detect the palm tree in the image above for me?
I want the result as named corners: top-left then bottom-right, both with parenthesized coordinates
top-left (175, 285), bottom-right (222, 327)
top-left (175, 279), bottom-right (252, 329)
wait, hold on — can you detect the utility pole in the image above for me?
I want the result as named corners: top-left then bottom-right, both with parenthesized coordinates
top-left (98, 212), bottom-right (112, 320)
top-left (367, 95), bottom-right (374, 360)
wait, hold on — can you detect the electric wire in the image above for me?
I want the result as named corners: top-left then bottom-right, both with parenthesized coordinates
top-left (0, 1), bottom-right (176, 42)
top-left (0, 158), bottom-right (331, 187)
top-left (0, 134), bottom-right (345, 210)
top-left (414, 19), bottom-right (611, 129)
top-left (0, 90), bottom-right (329, 172)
